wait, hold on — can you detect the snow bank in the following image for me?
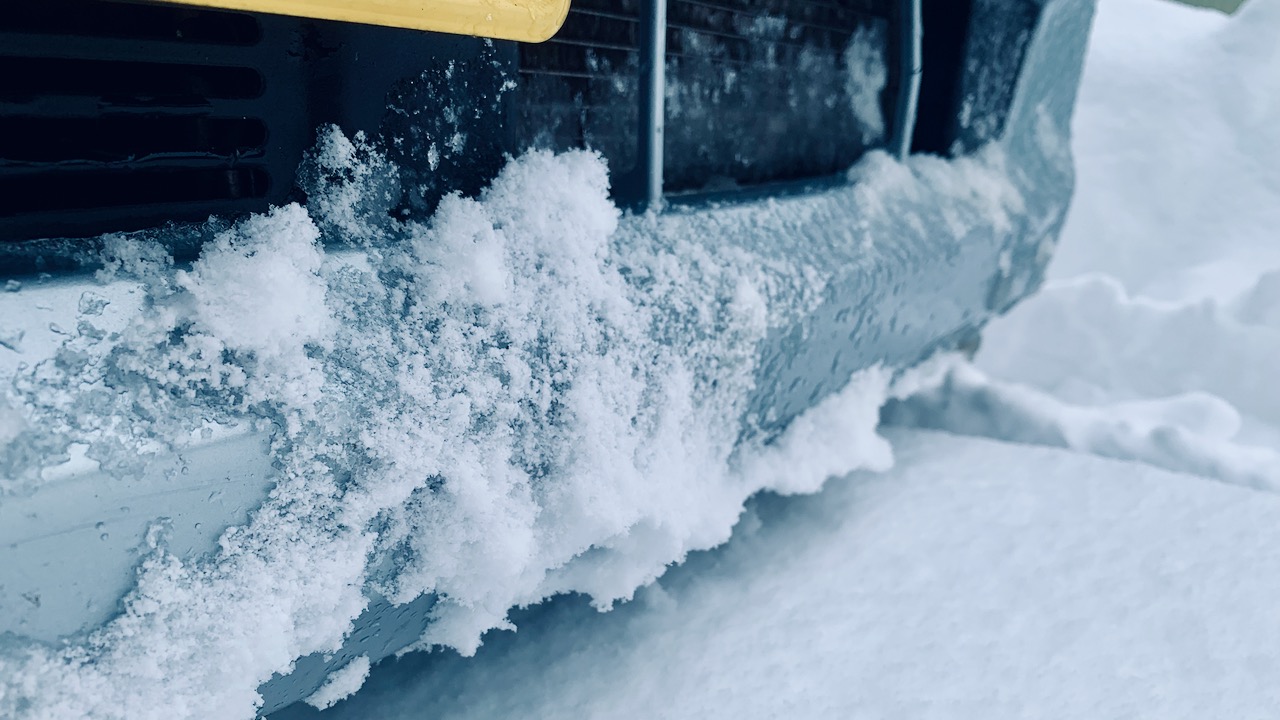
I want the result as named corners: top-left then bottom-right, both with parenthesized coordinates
top-left (1048, 0), bottom-right (1280, 302)
top-left (892, 0), bottom-right (1280, 480)
top-left (885, 359), bottom-right (1280, 491)
top-left (980, 273), bottom-right (1280, 438)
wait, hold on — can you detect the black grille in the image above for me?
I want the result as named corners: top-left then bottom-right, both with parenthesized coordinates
top-left (0, 1), bottom-right (260, 44)
top-left (0, 0), bottom-right (278, 243)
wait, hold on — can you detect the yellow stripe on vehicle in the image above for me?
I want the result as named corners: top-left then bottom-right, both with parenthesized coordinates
top-left (155, 0), bottom-right (571, 42)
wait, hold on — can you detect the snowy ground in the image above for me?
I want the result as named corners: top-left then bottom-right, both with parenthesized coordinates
top-left (277, 432), bottom-right (1280, 719)
top-left (274, 0), bottom-right (1280, 716)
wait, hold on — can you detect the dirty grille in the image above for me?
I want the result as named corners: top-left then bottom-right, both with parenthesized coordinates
top-left (515, 0), bottom-right (644, 185)
top-left (515, 0), bottom-right (898, 198)
top-left (663, 0), bottom-right (894, 192)
top-left (0, 0), bottom-right (283, 244)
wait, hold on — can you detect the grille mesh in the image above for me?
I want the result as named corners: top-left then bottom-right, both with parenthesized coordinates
top-left (516, 0), bottom-right (896, 196)
top-left (516, 0), bottom-right (644, 183)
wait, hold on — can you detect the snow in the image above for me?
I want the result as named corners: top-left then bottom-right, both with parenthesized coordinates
top-left (281, 432), bottom-right (1280, 720)
top-left (0, 395), bottom-right (24, 447)
top-left (976, 0), bottom-right (1280, 449)
top-left (278, 0), bottom-right (1280, 716)
top-left (844, 25), bottom-right (888, 144)
top-left (885, 360), bottom-right (1280, 491)
top-left (2, 0), bottom-right (1275, 715)
top-left (1046, 0), bottom-right (1280, 302)
top-left (302, 656), bottom-right (370, 711)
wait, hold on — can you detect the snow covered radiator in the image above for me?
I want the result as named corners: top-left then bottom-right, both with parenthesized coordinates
top-left (661, 0), bottom-right (899, 192)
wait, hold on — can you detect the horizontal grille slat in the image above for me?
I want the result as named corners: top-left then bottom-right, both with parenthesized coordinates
top-left (668, 0), bottom-right (884, 35)
top-left (0, 167), bottom-right (270, 216)
top-left (0, 32), bottom-right (269, 68)
top-left (0, 117), bottom-right (268, 164)
top-left (0, 0), bottom-right (290, 246)
top-left (0, 57), bottom-right (264, 104)
top-left (0, 0), bottom-right (260, 45)
top-left (519, 42), bottom-right (637, 77)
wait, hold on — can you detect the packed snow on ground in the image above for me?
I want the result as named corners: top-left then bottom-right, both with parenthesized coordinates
top-left (272, 0), bottom-right (1280, 716)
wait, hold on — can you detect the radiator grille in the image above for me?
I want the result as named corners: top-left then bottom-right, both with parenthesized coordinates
top-left (0, 0), bottom-right (276, 242)
top-left (516, 0), bottom-right (896, 197)
top-left (515, 0), bottom-right (643, 183)
top-left (0, 2), bottom-right (260, 44)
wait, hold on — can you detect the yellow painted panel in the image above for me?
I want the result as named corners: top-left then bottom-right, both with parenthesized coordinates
top-left (154, 0), bottom-right (572, 42)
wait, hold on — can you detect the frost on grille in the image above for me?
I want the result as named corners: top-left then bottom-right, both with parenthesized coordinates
top-left (516, 0), bottom-right (896, 198)
top-left (662, 0), bottom-right (893, 193)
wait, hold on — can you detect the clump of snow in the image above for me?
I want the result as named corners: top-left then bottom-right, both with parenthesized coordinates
top-left (297, 127), bottom-right (400, 244)
top-left (741, 368), bottom-right (894, 496)
top-left (303, 656), bottom-right (371, 711)
top-left (177, 206), bottom-right (330, 359)
top-left (172, 206), bottom-right (332, 435)
top-left (844, 24), bottom-right (888, 144)
top-left (96, 233), bottom-right (174, 284)
top-left (847, 145), bottom-right (1025, 237)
